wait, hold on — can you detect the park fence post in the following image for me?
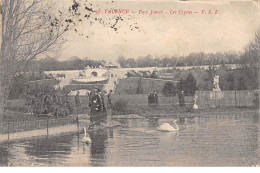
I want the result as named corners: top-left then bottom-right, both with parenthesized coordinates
top-left (13, 122), bottom-right (14, 133)
top-left (7, 122), bottom-right (9, 141)
top-left (47, 117), bottom-right (49, 136)
top-left (76, 111), bottom-right (79, 134)
top-left (235, 90), bottom-right (237, 107)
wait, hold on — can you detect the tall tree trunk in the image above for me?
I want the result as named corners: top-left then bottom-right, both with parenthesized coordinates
top-left (0, 7), bottom-right (4, 126)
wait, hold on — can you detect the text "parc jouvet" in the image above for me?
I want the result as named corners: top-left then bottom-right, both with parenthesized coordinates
top-left (95, 9), bottom-right (220, 15)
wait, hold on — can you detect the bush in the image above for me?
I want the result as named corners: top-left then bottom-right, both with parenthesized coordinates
top-left (8, 74), bottom-right (29, 100)
top-left (162, 82), bottom-right (177, 96)
top-left (25, 84), bottom-right (73, 117)
top-left (177, 79), bottom-right (186, 94)
top-left (136, 78), bottom-right (144, 94)
top-left (185, 73), bottom-right (197, 96)
top-left (150, 70), bottom-right (158, 79)
top-left (113, 99), bottom-right (128, 112)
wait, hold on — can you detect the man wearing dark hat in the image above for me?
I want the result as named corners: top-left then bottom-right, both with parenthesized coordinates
top-left (98, 89), bottom-right (107, 123)
top-left (107, 90), bottom-right (113, 109)
top-left (153, 90), bottom-right (158, 104)
top-left (98, 89), bottom-right (106, 112)
top-left (89, 88), bottom-right (103, 128)
top-left (178, 90), bottom-right (185, 110)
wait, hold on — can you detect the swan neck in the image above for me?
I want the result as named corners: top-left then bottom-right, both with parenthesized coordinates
top-left (174, 122), bottom-right (179, 130)
top-left (83, 128), bottom-right (87, 137)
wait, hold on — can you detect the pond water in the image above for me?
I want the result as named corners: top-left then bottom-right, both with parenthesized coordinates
top-left (0, 111), bottom-right (259, 166)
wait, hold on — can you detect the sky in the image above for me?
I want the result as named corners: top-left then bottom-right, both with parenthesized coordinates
top-left (54, 0), bottom-right (260, 62)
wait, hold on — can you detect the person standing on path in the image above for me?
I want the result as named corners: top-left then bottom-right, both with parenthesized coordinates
top-left (148, 93), bottom-right (152, 105)
top-left (153, 90), bottom-right (159, 105)
top-left (98, 89), bottom-right (107, 123)
top-left (178, 90), bottom-right (186, 110)
top-left (89, 88), bottom-right (103, 128)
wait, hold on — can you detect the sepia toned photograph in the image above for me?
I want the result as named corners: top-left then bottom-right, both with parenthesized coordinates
top-left (0, 0), bottom-right (259, 167)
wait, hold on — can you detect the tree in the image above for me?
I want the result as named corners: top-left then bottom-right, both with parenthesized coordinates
top-left (204, 64), bottom-right (215, 90)
top-left (162, 82), bottom-right (177, 97)
top-left (150, 70), bottom-right (158, 79)
top-left (227, 73), bottom-right (235, 90)
top-left (91, 71), bottom-right (98, 77)
top-left (237, 76), bottom-right (245, 90)
top-left (25, 84), bottom-right (73, 116)
top-left (117, 56), bottom-right (127, 68)
top-left (177, 78), bottom-right (186, 95)
top-left (0, 0), bottom-right (140, 123)
top-left (126, 71), bottom-right (133, 78)
top-left (242, 30), bottom-right (260, 67)
top-left (136, 77), bottom-right (144, 94)
top-left (185, 73), bottom-right (197, 96)
top-left (8, 73), bottom-right (29, 100)
top-left (0, 0), bottom-right (66, 121)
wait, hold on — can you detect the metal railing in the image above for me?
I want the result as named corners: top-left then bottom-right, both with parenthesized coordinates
top-left (0, 117), bottom-right (76, 134)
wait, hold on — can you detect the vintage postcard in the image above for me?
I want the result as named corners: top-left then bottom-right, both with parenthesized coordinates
top-left (0, 0), bottom-right (259, 167)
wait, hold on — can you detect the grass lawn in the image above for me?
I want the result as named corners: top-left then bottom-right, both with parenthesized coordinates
top-left (4, 99), bottom-right (76, 122)
top-left (4, 98), bottom-right (258, 122)
top-left (3, 110), bottom-right (75, 122)
top-left (113, 105), bottom-right (259, 118)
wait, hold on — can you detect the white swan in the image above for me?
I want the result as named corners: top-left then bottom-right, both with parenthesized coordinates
top-left (81, 127), bottom-right (91, 144)
top-left (158, 120), bottom-right (179, 132)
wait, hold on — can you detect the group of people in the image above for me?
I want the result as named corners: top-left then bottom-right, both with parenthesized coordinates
top-left (147, 90), bottom-right (197, 111)
top-left (75, 88), bottom-right (198, 129)
top-left (148, 90), bottom-right (159, 105)
top-left (75, 89), bottom-right (113, 129)
top-left (88, 88), bottom-right (107, 127)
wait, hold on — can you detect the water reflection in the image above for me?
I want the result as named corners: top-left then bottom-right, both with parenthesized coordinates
top-left (0, 110), bottom-right (259, 166)
top-left (185, 117), bottom-right (195, 124)
top-left (25, 135), bottom-right (73, 157)
top-left (108, 128), bottom-right (114, 138)
top-left (178, 117), bottom-right (186, 125)
top-left (0, 145), bottom-right (9, 166)
top-left (253, 112), bottom-right (259, 123)
top-left (89, 129), bottom-right (108, 166)
top-left (147, 117), bottom-right (159, 128)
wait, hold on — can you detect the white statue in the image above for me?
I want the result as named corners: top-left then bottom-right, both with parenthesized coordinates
top-left (193, 95), bottom-right (199, 110)
top-left (213, 75), bottom-right (221, 91)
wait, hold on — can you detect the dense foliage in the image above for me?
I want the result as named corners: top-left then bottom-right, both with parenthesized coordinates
top-left (185, 74), bottom-right (197, 96)
top-left (126, 70), bottom-right (158, 79)
top-left (113, 99), bottom-right (128, 113)
top-left (8, 74), bottom-right (29, 100)
top-left (8, 72), bottom-right (56, 100)
top-left (117, 52), bottom-right (242, 68)
top-left (25, 84), bottom-right (73, 117)
top-left (176, 74), bottom-right (197, 96)
top-left (27, 57), bottom-right (105, 72)
top-left (136, 78), bottom-right (144, 94)
top-left (162, 82), bottom-right (177, 96)
top-left (172, 66), bottom-right (259, 91)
